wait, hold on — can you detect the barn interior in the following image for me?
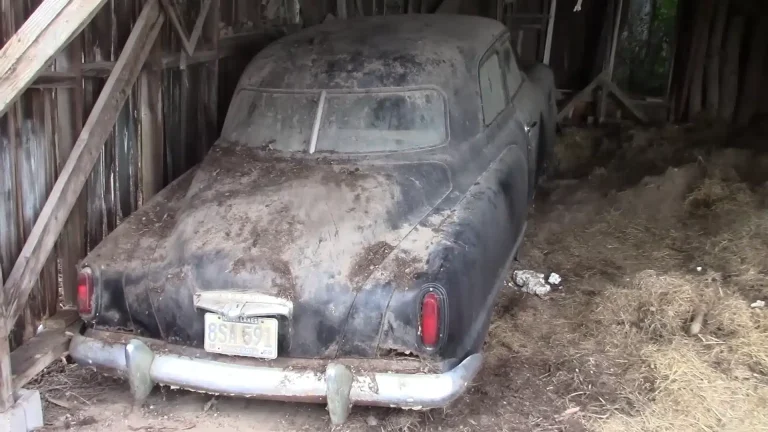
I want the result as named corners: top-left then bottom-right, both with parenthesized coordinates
top-left (1, 0), bottom-right (767, 430)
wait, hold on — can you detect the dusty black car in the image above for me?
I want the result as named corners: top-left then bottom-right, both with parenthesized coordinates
top-left (70, 14), bottom-right (556, 424)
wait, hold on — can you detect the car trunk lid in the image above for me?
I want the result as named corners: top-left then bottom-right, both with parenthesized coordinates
top-left (125, 144), bottom-right (451, 358)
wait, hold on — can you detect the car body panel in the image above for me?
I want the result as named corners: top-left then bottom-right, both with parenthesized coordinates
top-left (78, 14), bottom-right (556, 369)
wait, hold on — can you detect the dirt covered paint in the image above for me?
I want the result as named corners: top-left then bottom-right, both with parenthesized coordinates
top-left (85, 142), bottom-right (453, 356)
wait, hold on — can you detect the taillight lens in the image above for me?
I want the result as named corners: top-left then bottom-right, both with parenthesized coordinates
top-left (77, 268), bottom-right (94, 315)
top-left (421, 292), bottom-right (440, 347)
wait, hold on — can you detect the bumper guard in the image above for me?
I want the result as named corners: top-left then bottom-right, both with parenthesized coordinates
top-left (69, 332), bottom-right (482, 424)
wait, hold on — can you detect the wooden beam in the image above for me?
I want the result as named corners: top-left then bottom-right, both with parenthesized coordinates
top-left (10, 321), bottom-right (81, 391)
top-left (606, 0), bottom-right (622, 81)
top-left (0, 272), bottom-right (13, 412)
top-left (736, 15), bottom-right (768, 126)
top-left (558, 72), bottom-right (604, 121)
top-left (337, 0), bottom-right (348, 19)
top-left (601, 76), bottom-right (648, 123)
top-left (600, 0), bottom-right (623, 122)
top-left (139, 48), bottom-right (165, 202)
top-left (42, 308), bottom-right (79, 330)
top-left (33, 27), bottom-right (291, 86)
top-left (705, 0), bottom-right (728, 117)
top-left (719, 16), bottom-right (745, 122)
top-left (54, 41), bottom-right (86, 308)
top-left (2, 0), bottom-right (165, 332)
top-left (0, 0), bottom-right (108, 117)
top-left (188, 0), bottom-right (212, 52)
top-left (543, 0), bottom-right (557, 65)
top-left (161, 0), bottom-right (212, 55)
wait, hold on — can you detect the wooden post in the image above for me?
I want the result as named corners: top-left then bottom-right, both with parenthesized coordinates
top-left (543, 0), bottom-right (557, 65)
top-left (55, 39), bottom-right (87, 307)
top-left (0, 272), bottom-right (13, 412)
top-left (337, 0), bottom-right (348, 18)
top-left (688, 0), bottom-right (715, 117)
top-left (2, 0), bottom-right (165, 331)
top-left (705, 0), bottom-right (728, 117)
top-left (600, 0), bottom-right (623, 122)
top-left (0, 0), bottom-right (108, 117)
top-left (736, 15), bottom-right (768, 126)
top-left (719, 15), bottom-right (745, 122)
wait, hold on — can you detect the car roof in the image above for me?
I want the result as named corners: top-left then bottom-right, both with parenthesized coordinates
top-left (236, 14), bottom-right (508, 91)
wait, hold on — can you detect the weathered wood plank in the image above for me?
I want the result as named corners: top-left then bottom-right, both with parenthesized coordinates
top-left (42, 308), bottom-right (79, 330)
top-left (33, 27), bottom-right (291, 85)
top-left (54, 42), bottom-right (87, 307)
top-left (719, 15), bottom-right (745, 122)
top-left (3, 0), bottom-right (165, 331)
top-left (139, 50), bottom-right (165, 202)
top-left (161, 0), bottom-right (212, 55)
top-left (0, 0), bottom-right (108, 117)
top-left (188, 0), bottom-right (213, 53)
top-left (600, 0), bottom-right (623, 122)
top-left (0, 272), bottom-right (13, 412)
top-left (10, 321), bottom-right (81, 391)
top-left (558, 73), bottom-right (604, 121)
top-left (705, 0), bottom-right (729, 117)
top-left (601, 76), bottom-right (649, 123)
top-left (543, 0), bottom-right (557, 65)
top-left (736, 16), bottom-right (768, 126)
top-left (688, 0), bottom-right (715, 117)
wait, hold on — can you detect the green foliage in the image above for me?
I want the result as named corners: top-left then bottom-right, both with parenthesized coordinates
top-left (615, 0), bottom-right (678, 97)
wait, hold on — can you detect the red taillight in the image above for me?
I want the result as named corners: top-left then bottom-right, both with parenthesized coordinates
top-left (77, 268), bottom-right (93, 315)
top-left (421, 292), bottom-right (440, 347)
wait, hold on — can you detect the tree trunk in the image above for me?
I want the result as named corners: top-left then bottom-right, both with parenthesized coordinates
top-left (706, 0), bottom-right (729, 117)
top-left (719, 15), bottom-right (745, 121)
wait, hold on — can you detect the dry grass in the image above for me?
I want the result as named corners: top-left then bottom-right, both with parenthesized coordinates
top-left (487, 136), bottom-right (768, 432)
top-left (27, 361), bottom-right (124, 426)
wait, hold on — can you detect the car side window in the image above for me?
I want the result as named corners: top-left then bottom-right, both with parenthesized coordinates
top-left (479, 52), bottom-right (507, 125)
top-left (499, 40), bottom-right (523, 97)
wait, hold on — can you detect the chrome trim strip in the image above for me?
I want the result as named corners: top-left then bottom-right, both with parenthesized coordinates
top-left (193, 291), bottom-right (293, 319)
top-left (308, 90), bottom-right (327, 154)
top-left (69, 333), bottom-right (482, 411)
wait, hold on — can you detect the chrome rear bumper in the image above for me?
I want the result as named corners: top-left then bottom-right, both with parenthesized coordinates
top-left (69, 331), bottom-right (482, 424)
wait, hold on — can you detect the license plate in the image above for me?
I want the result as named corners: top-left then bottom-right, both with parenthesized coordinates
top-left (203, 313), bottom-right (278, 359)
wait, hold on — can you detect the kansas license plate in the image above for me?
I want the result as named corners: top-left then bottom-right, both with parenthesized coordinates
top-left (203, 313), bottom-right (278, 359)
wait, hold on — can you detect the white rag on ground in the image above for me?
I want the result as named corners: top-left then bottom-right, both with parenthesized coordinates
top-left (513, 270), bottom-right (552, 296)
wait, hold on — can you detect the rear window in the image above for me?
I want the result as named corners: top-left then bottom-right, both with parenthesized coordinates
top-left (222, 88), bottom-right (448, 153)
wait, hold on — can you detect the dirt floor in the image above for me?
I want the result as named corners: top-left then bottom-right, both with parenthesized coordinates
top-left (29, 122), bottom-right (768, 431)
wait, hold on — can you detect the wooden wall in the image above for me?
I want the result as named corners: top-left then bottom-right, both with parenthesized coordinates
top-left (0, 0), bottom-right (293, 347)
top-left (669, 0), bottom-right (768, 125)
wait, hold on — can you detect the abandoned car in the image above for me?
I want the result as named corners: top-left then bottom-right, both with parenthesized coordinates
top-left (70, 14), bottom-right (557, 423)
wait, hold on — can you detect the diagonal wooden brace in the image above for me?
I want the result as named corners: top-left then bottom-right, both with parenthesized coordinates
top-left (161, 0), bottom-right (212, 55)
top-left (0, 0), bottom-right (108, 117)
top-left (2, 0), bottom-right (166, 332)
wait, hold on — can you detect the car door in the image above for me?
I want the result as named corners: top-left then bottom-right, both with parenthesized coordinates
top-left (479, 37), bottom-right (530, 231)
top-left (446, 38), bottom-right (530, 357)
top-left (498, 38), bottom-right (539, 198)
